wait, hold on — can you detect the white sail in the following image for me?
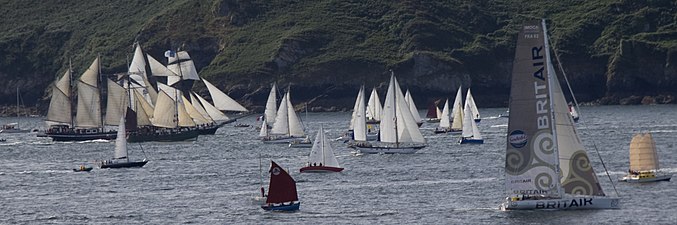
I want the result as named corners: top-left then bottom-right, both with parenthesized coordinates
top-left (105, 79), bottom-right (129, 126)
top-left (177, 95), bottom-right (196, 127)
top-left (379, 78), bottom-right (397, 143)
top-left (435, 106), bottom-right (442, 119)
top-left (285, 90), bottom-right (305, 137)
top-left (366, 88), bottom-right (382, 122)
top-left (133, 89), bottom-right (154, 126)
top-left (152, 90), bottom-right (178, 128)
top-left (271, 92), bottom-right (290, 135)
top-left (450, 88), bottom-right (464, 131)
top-left (438, 99), bottom-right (450, 129)
top-left (259, 119), bottom-right (268, 137)
top-left (147, 53), bottom-right (178, 77)
top-left (114, 116), bottom-right (127, 160)
top-left (190, 93), bottom-right (214, 123)
top-left (465, 89), bottom-right (480, 121)
top-left (349, 86), bottom-right (364, 130)
top-left (156, 83), bottom-right (179, 100)
top-left (194, 93), bottom-right (230, 122)
top-left (46, 70), bottom-right (72, 124)
top-left (308, 126), bottom-right (340, 167)
top-left (75, 57), bottom-right (102, 128)
top-left (167, 51), bottom-right (200, 85)
top-left (395, 80), bottom-right (425, 143)
top-left (182, 95), bottom-right (210, 125)
top-left (405, 90), bottom-right (422, 124)
top-left (203, 78), bottom-right (248, 112)
top-left (264, 83), bottom-right (277, 127)
top-left (461, 102), bottom-right (482, 140)
top-left (353, 86), bottom-right (367, 141)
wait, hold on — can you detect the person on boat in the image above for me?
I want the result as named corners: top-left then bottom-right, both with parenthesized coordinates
top-left (260, 187), bottom-right (266, 197)
top-left (319, 163), bottom-right (323, 167)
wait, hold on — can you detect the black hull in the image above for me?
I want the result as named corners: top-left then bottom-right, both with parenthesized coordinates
top-left (197, 126), bottom-right (219, 135)
top-left (45, 131), bottom-right (117, 142)
top-left (127, 130), bottom-right (199, 143)
top-left (100, 160), bottom-right (148, 169)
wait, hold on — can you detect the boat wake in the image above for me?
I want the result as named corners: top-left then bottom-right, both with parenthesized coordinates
top-left (77, 139), bottom-right (110, 143)
top-left (490, 124), bottom-right (508, 128)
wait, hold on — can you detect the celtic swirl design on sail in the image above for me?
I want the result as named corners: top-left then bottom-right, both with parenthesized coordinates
top-left (505, 148), bottom-right (530, 175)
top-left (532, 131), bottom-right (555, 163)
top-left (561, 150), bottom-right (605, 196)
top-left (533, 167), bottom-right (556, 191)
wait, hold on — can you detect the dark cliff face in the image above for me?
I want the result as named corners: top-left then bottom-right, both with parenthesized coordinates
top-left (1, 0), bottom-right (676, 114)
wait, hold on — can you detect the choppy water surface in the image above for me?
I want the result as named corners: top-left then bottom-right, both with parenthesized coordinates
top-left (1, 105), bottom-right (676, 224)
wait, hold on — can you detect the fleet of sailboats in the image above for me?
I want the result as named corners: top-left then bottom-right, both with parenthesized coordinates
top-left (499, 20), bottom-right (619, 210)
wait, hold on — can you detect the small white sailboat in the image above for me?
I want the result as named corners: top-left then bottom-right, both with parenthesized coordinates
top-left (262, 89), bottom-right (307, 144)
top-left (1, 87), bottom-right (30, 133)
top-left (300, 125), bottom-right (344, 173)
top-left (458, 102), bottom-right (483, 144)
top-left (499, 20), bottom-right (619, 210)
top-left (465, 88), bottom-right (481, 123)
top-left (449, 87), bottom-right (464, 133)
top-left (348, 73), bottom-right (426, 154)
top-left (434, 99), bottom-right (451, 133)
top-left (99, 114), bottom-right (148, 169)
top-left (620, 133), bottom-right (671, 182)
top-left (264, 83), bottom-right (278, 128)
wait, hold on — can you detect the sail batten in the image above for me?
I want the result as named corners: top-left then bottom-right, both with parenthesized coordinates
top-left (629, 133), bottom-right (659, 171)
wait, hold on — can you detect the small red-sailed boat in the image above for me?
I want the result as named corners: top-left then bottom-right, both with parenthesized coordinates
top-left (261, 160), bottom-right (300, 211)
top-left (300, 125), bottom-right (344, 173)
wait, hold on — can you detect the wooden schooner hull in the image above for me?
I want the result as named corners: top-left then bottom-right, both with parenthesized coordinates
top-left (127, 130), bottom-right (199, 143)
top-left (500, 197), bottom-right (620, 211)
top-left (46, 131), bottom-right (117, 142)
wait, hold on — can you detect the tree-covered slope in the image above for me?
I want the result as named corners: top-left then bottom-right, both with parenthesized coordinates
top-left (0, 0), bottom-right (675, 113)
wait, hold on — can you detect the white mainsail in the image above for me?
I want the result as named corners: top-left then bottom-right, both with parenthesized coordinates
top-left (438, 99), bottom-right (450, 129)
top-left (366, 87), bottom-right (382, 122)
top-left (167, 51), bottom-right (200, 86)
top-left (202, 78), bottom-right (248, 112)
top-left (379, 75), bottom-right (425, 144)
top-left (629, 133), bottom-right (659, 171)
top-left (264, 83), bottom-right (278, 127)
top-left (353, 86), bottom-right (367, 142)
top-left (450, 87), bottom-right (464, 131)
top-left (105, 79), bottom-right (129, 126)
top-left (271, 92), bottom-right (290, 135)
top-left (465, 89), bottom-right (480, 121)
top-left (285, 91), bottom-right (305, 137)
top-left (47, 69), bottom-right (72, 124)
top-left (114, 116), bottom-right (128, 160)
top-left (349, 86), bottom-right (364, 131)
top-left (404, 90), bottom-right (422, 125)
top-left (461, 102), bottom-right (482, 140)
top-left (308, 125), bottom-right (340, 168)
top-left (75, 57), bottom-right (102, 128)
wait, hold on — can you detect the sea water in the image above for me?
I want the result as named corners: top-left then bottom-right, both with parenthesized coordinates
top-left (1, 105), bottom-right (676, 224)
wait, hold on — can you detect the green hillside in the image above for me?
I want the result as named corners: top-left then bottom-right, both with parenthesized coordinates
top-left (0, 0), bottom-right (676, 113)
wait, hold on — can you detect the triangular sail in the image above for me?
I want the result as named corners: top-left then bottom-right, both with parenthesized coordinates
top-left (264, 83), bottom-right (277, 127)
top-left (451, 87), bottom-right (463, 120)
top-left (309, 126), bottom-right (340, 167)
top-left (133, 89), bottom-right (154, 126)
top-left (152, 90), bottom-right (178, 128)
top-left (379, 77), bottom-right (397, 143)
top-left (105, 79), bottom-right (129, 126)
top-left (259, 119), bottom-right (268, 137)
top-left (435, 106), bottom-right (442, 119)
top-left (194, 93), bottom-right (230, 122)
top-left (202, 78), bottom-right (248, 112)
top-left (266, 161), bottom-right (298, 204)
top-left (461, 102), bottom-right (481, 139)
top-left (285, 90), bottom-right (305, 137)
top-left (450, 89), bottom-right (464, 131)
top-left (504, 20), bottom-right (561, 198)
top-left (75, 57), bottom-right (102, 128)
top-left (46, 70), bottom-right (72, 124)
top-left (629, 133), bottom-right (659, 171)
top-left (395, 80), bottom-right (425, 143)
top-left (353, 86), bottom-right (367, 141)
top-left (366, 88), bottom-right (382, 122)
top-left (147, 54), bottom-right (178, 77)
top-left (405, 90), bottom-right (422, 124)
top-left (190, 93), bottom-right (215, 123)
top-left (182, 95), bottom-right (210, 125)
top-left (349, 87), bottom-right (363, 131)
top-left (114, 115), bottom-right (128, 160)
top-left (438, 99), bottom-right (450, 129)
top-left (271, 93), bottom-right (290, 135)
top-left (465, 89), bottom-right (480, 121)
top-left (176, 95), bottom-right (196, 127)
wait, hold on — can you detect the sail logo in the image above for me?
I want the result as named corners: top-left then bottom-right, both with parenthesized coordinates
top-left (509, 130), bottom-right (528, 148)
top-left (272, 167), bottom-right (281, 176)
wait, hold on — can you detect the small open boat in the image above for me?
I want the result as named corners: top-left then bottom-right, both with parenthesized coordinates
top-left (73, 165), bottom-right (93, 172)
top-left (620, 133), bottom-right (671, 183)
top-left (300, 125), bottom-right (344, 173)
top-left (261, 161), bottom-right (300, 211)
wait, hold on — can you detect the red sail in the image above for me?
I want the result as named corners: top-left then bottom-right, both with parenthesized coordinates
top-left (265, 161), bottom-right (298, 204)
top-left (426, 100), bottom-right (439, 118)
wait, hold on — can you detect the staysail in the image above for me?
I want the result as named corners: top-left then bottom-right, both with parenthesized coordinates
top-left (202, 78), bottom-right (248, 112)
top-left (266, 161), bottom-right (298, 204)
top-left (629, 133), bottom-right (659, 171)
